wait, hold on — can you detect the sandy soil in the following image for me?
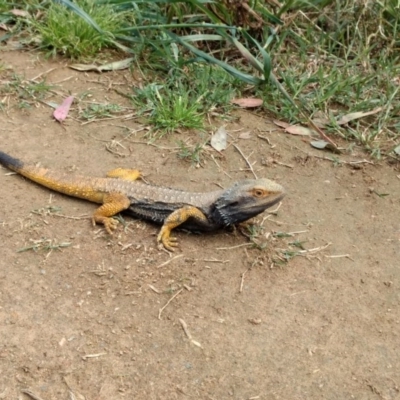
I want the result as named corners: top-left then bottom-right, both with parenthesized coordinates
top-left (0, 50), bottom-right (399, 400)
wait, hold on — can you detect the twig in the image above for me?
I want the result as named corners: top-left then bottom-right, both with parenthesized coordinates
top-left (30, 67), bottom-right (57, 82)
top-left (203, 258), bottom-right (230, 263)
top-left (272, 160), bottom-right (294, 168)
top-left (294, 145), bottom-right (374, 165)
top-left (21, 389), bottom-right (46, 400)
top-left (257, 134), bottom-right (272, 144)
top-left (298, 243), bottom-right (331, 254)
top-left (156, 254), bottom-right (183, 268)
top-left (239, 268), bottom-right (250, 293)
top-left (81, 352), bottom-right (107, 361)
top-left (158, 289), bottom-right (183, 320)
top-left (217, 243), bottom-right (253, 250)
top-left (52, 213), bottom-right (89, 220)
top-left (286, 230), bottom-right (309, 235)
top-left (233, 144), bottom-right (258, 179)
top-left (179, 318), bottom-right (202, 348)
top-left (325, 254), bottom-right (353, 260)
top-left (210, 154), bottom-right (233, 179)
top-left (148, 284), bottom-right (161, 293)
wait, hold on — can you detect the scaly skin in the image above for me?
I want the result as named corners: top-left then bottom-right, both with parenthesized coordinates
top-left (0, 150), bottom-right (285, 250)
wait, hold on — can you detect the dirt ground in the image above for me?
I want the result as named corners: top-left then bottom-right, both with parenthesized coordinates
top-left (0, 50), bottom-right (399, 400)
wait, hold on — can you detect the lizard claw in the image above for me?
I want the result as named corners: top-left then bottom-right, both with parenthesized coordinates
top-left (157, 230), bottom-right (179, 251)
top-left (92, 216), bottom-right (118, 234)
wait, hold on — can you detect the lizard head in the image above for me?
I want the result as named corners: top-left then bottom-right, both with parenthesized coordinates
top-left (212, 178), bottom-right (285, 226)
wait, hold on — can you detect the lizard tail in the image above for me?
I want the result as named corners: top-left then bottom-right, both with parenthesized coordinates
top-left (0, 150), bottom-right (24, 172)
top-left (0, 150), bottom-right (105, 204)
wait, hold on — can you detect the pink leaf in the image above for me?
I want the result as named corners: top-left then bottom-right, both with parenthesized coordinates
top-left (231, 98), bottom-right (263, 108)
top-left (53, 96), bottom-right (74, 122)
top-left (285, 125), bottom-right (313, 136)
top-left (273, 119), bottom-right (290, 129)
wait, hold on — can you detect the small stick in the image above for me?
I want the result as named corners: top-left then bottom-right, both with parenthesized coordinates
top-left (179, 318), bottom-right (202, 348)
top-left (298, 243), bottom-right (331, 254)
top-left (272, 160), bottom-right (294, 169)
top-left (217, 243), bottom-right (253, 250)
top-left (158, 289), bottom-right (183, 320)
top-left (325, 254), bottom-right (353, 260)
top-left (156, 254), bottom-right (183, 268)
top-left (21, 389), bottom-right (46, 400)
top-left (30, 67), bottom-right (57, 82)
top-left (51, 213), bottom-right (89, 220)
top-left (81, 352), bottom-right (107, 360)
top-left (239, 268), bottom-right (250, 293)
top-left (179, 318), bottom-right (192, 340)
top-left (286, 230), bottom-right (309, 235)
top-left (148, 284), bottom-right (161, 293)
top-left (268, 202), bottom-right (282, 214)
top-left (233, 144), bottom-right (258, 179)
top-left (211, 154), bottom-right (233, 179)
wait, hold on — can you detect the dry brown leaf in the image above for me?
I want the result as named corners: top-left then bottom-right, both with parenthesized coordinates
top-left (10, 9), bottom-right (30, 17)
top-left (69, 58), bottom-right (134, 73)
top-left (231, 98), bottom-right (263, 108)
top-left (210, 126), bottom-right (227, 151)
top-left (337, 107), bottom-right (382, 125)
top-left (273, 119), bottom-right (290, 129)
top-left (312, 117), bottom-right (330, 128)
top-left (285, 125), bottom-right (313, 136)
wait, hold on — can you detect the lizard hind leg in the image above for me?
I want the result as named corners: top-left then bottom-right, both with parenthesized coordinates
top-left (92, 192), bottom-right (131, 234)
top-left (106, 168), bottom-right (141, 181)
top-left (157, 206), bottom-right (208, 251)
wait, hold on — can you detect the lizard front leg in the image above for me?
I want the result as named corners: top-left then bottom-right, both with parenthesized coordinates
top-left (92, 192), bottom-right (131, 234)
top-left (106, 168), bottom-right (141, 181)
top-left (157, 206), bottom-right (208, 251)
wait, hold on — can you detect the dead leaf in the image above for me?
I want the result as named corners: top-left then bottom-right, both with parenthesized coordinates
top-left (238, 131), bottom-right (251, 140)
top-left (273, 119), bottom-right (290, 129)
top-left (210, 126), bottom-right (227, 151)
top-left (285, 125), bottom-right (314, 136)
top-left (231, 98), bottom-right (263, 108)
top-left (69, 58), bottom-right (134, 73)
top-left (312, 117), bottom-right (330, 128)
top-left (336, 107), bottom-right (382, 125)
top-left (53, 96), bottom-right (74, 123)
top-left (0, 23), bottom-right (9, 31)
top-left (10, 9), bottom-right (30, 17)
top-left (394, 145), bottom-right (400, 156)
top-left (310, 140), bottom-right (340, 153)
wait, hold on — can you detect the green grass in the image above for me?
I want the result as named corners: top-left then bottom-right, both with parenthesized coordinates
top-left (31, 0), bottom-right (127, 60)
top-left (80, 103), bottom-right (123, 121)
top-left (131, 64), bottom-right (237, 135)
top-left (1, 0), bottom-right (399, 156)
top-left (0, 72), bottom-right (53, 111)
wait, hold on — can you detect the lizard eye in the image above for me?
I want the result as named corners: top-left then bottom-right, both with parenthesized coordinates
top-left (253, 189), bottom-right (265, 197)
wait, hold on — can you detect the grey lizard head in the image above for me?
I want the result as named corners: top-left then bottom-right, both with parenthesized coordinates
top-left (212, 178), bottom-right (285, 226)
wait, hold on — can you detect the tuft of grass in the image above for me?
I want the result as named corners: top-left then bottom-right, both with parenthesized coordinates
top-left (177, 139), bottom-right (207, 166)
top-left (133, 83), bottom-right (204, 135)
top-left (131, 63), bottom-right (237, 135)
top-left (32, 0), bottom-right (126, 60)
top-left (0, 72), bottom-right (53, 111)
top-left (80, 103), bottom-right (123, 120)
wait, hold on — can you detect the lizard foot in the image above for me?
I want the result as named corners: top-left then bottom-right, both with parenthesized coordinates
top-left (92, 216), bottom-right (119, 235)
top-left (157, 231), bottom-right (179, 252)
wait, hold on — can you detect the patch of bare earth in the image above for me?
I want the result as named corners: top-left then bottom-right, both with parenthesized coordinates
top-left (0, 51), bottom-right (399, 400)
